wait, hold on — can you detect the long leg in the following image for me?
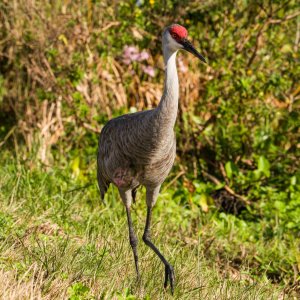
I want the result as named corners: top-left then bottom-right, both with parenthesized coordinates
top-left (119, 189), bottom-right (140, 279)
top-left (142, 186), bottom-right (175, 294)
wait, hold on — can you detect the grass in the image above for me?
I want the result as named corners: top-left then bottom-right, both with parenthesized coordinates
top-left (0, 152), bottom-right (296, 299)
top-left (1, 1), bottom-right (299, 298)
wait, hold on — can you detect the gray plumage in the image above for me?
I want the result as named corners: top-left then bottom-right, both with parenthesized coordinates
top-left (97, 109), bottom-right (176, 198)
top-left (97, 24), bottom-right (206, 294)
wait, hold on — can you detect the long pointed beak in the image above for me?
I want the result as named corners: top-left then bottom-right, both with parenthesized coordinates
top-left (180, 39), bottom-right (207, 64)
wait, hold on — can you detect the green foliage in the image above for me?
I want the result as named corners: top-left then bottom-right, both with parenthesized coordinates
top-left (0, 0), bottom-right (299, 297)
top-left (116, 288), bottom-right (137, 300)
top-left (257, 155), bottom-right (271, 178)
top-left (225, 161), bottom-right (239, 180)
top-left (68, 282), bottom-right (94, 300)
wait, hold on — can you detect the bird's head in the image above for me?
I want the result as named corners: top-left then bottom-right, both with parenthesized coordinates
top-left (162, 24), bottom-right (206, 63)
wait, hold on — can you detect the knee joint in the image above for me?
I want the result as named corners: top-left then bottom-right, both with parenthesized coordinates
top-left (142, 233), bottom-right (150, 244)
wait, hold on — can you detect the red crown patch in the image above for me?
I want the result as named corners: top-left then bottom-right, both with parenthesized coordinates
top-left (169, 24), bottom-right (188, 39)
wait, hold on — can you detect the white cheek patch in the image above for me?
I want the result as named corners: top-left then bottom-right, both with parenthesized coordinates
top-left (166, 32), bottom-right (183, 51)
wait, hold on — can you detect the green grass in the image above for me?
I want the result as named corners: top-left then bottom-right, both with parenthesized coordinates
top-left (1, 0), bottom-right (299, 298)
top-left (0, 152), bottom-right (297, 299)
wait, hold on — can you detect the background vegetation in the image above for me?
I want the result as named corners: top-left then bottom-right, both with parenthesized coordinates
top-left (0, 0), bottom-right (299, 299)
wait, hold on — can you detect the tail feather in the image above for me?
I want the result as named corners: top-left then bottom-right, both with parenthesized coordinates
top-left (97, 169), bottom-right (110, 202)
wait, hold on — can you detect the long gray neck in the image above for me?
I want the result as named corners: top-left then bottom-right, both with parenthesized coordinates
top-left (156, 47), bottom-right (179, 130)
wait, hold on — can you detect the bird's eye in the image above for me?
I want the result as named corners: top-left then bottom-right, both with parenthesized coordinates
top-left (171, 33), bottom-right (178, 39)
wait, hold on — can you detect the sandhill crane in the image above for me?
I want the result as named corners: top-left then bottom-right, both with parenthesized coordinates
top-left (97, 24), bottom-right (206, 294)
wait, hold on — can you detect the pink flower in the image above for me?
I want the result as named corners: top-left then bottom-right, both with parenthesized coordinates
top-left (138, 50), bottom-right (150, 61)
top-left (122, 46), bottom-right (150, 64)
top-left (122, 45), bottom-right (140, 64)
top-left (123, 45), bottom-right (139, 56)
top-left (142, 65), bottom-right (155, 77)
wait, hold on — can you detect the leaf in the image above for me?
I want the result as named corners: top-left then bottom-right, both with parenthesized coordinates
top-left (274, 201), bottom-right (286, 212)
top-left (252, 169), bottom-right (262, 181)
top-left (58, 34), bottom-right (68, 45)
top-left (67, 282), bottom-right (90, 300)
top-left (191, 115), bottom-right (202, 125)
top-left (215, 182), bottom-right (226, 190)
top-left (258, 156), bottom-right (270, 177)
top-left (225, 161), bottom-right (238, 179)
top-left (199, 194), bottom-right (209, 212)
top-left (71, 157), bottom-right (81, 178)
top-left (290, 176), bottom-right (297, 186)
top-left (195, 194), bottom-right (213, 213)
top-left (286, 222), bottom-right (295, 229)
top-left (280, 44), bottom-right (292, 53)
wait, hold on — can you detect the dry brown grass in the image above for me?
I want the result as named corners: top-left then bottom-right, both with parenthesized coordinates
top-left (0, 238), bottom-right (285, 300)
top-left (0, 0), bottom-right (214, 164)
top-left (0, 266), bottom-right (71, 300)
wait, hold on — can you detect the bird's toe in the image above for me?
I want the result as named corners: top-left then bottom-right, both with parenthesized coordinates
top-left (164, 264), bottom-right (175, 294)
top-left (164, 265), bottom-right (169, 288)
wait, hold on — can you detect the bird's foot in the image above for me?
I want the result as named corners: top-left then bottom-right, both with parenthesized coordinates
top-left (164, 264), bottom-right (175, 294)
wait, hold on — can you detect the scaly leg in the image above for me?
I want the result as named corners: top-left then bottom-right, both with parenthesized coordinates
top-left (142, 186), bottom-right (175, 294)
top-left (120, 189), bottom-right (140, 279)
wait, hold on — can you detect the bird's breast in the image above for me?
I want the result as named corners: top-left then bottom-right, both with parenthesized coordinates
top-left (138, 136), bottom-right (176, 187)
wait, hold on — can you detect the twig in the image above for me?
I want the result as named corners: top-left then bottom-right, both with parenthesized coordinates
top-left (219, 162), bottom-right (229, 185)
top-left (101, 21), bottom-right (120, 32)
top-left (83, 122), bottom-right (101, 133)
top-left (162, 171), bottom-right (185, 192)
top-left (64, 183), bottom-right (93, 194)
top-left (257, 2), bottom-right (269, 17)
top-left (203, 237), bottom-right (216, 255)
top-left (196, 115), bottom-right (216, 134)
top-left (247, 7), bottom-right (300, 68)
top-left (247, 23), bottom-right (267, 67)
top-left (202, 170), bottom-right (250, 205)
top-left (269, 11), bottom-right (300, 24)
top-left (0, 126), bottom-right (16, 148)
top-left (294, 16), bottom-right (300, 52)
